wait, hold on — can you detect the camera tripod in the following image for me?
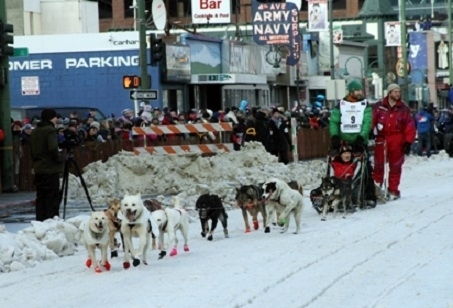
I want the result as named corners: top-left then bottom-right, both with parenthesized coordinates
top-left (59, 149), bottom-right (95, 219)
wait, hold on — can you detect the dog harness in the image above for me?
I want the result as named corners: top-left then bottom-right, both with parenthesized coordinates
top-left (104, 209), bottom-right (121, 229)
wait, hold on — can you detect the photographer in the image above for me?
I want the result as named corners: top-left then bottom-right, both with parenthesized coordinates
top-left (269, 108), bottom-right (291, 165)
top-left (30, 109), bottom-right (64, 221)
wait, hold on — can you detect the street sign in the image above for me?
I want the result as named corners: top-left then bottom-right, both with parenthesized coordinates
top-left (13, 47), bottom-right (29, 57)
top-left (130, 89), bottom-right (158, 100)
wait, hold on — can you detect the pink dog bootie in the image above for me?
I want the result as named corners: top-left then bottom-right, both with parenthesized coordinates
top-left (170, 248), bottom-right (178, 256)
top-left (85, 259), bottom-right (92, 268)
top-left (184, 244), bottom-right (189, 252)
top-left (253, 220), bottom-right (259, 230)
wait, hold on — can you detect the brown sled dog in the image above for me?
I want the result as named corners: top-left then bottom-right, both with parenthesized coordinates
top-left (104, 198), bottom-right (123, 258)
top-left (235, 185), bottom-right (267, 233)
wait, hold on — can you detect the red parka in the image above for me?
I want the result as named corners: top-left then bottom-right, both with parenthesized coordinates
top-left (372, 97), bottom-right (416, 195)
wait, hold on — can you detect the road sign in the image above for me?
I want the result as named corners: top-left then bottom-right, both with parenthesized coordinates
top-left (123, 75), bottom-right (140, 89)
top-left (130, 89), bottom-right (158, 100)
top-left (13, 47), bottom-right (29, 57)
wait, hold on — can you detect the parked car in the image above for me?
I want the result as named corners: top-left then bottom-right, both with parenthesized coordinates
top-left (10, 106), bottom-right (107, 123)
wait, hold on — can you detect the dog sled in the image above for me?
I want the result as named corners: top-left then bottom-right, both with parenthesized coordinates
top-left (310, 145), bottom-right (371, 215)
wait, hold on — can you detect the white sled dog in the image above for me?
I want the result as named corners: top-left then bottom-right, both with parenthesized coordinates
top-left (120, 192), bottom-right (154, 269)
top-left (262, 178), bottom-right (304, 234)
top-left (79, 211), bottom-right (111, 273)
top-left (152, 196), bottom-right (190, 259)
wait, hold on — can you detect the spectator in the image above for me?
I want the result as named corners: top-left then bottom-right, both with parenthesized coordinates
top-left (56, 125), bottom-right (66, 145)
top-left (318, 108), bottom-right (330, 127)
top-left (30, 108), bottom-right (64, 221)
top-left (231, 116), bottom-right (246, 151)
top-left (269, 109), bottom-right (291, 164)
top-left (415, 107), bottom-right (434, 157)
top-left (20, 124), bottom-right (33, 145)
top-left (141, 105), bottom-right (153, 124)
top-left (372, 83), bottom-right (416, 200)
top-left (121, 109), bottom-right (134, 123)
top-left (86, 121), bottom-right (105, 142)
top-left (11, 120), bottom-right (22, 142)
top-left (99, 119), bottom-right (112, 141)
top-left (121, 121), bottom-right (133, 140)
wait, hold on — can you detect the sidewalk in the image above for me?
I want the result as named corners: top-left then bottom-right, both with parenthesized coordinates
top-left (0, 191), bottom-right (36, 208)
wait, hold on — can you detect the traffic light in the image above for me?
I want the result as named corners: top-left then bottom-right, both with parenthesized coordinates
top-left (150, 34), bottom-right (164, 66)
top-left (0, 21), bottom-right (14, 57)
top-left (122, 75), bottom-right (141, 89)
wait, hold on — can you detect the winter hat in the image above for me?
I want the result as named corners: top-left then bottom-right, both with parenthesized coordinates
top-left (23, 124), bottom-right (33, 131)
top-left (68, 120), bottom-right (78, 128)
top-left (340, 144), bottom-right (353, 154)
top-left (90, 121), bottom-right (100, 130)
top-left (12, 120), bottom-right (22, 127)
top-left (387, 83), bottom-right (400, 94)
top-left (347, 80), bottom-right (363, 92)
top-left (41, 108), bottom-right (58, 122)
top-left (122, 109), bottom-right (133, 116)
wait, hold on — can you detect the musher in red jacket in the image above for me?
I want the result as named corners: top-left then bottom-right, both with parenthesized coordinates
top-left (372, 83), bottom-right (416, 200)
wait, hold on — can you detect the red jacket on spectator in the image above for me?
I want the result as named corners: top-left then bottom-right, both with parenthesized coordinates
top-left (372, 95), bottom-right (416, 195)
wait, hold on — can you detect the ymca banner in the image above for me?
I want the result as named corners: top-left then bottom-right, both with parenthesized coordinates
top-left (308, 0), bottom-right (328, 32)
top-left (385, 21), bottom-right (401, 47)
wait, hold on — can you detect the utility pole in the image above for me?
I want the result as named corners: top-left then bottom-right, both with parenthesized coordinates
top-left (138, 0), bottom-right (150, 89)
top-left (448, 0), bottom-right (452, 87)
top-left (0, 0), bottom-right (15, 192)
top-left (400, 0), bottom-right (408, 102)
top-left (329, 0), bottom-right (334, 79)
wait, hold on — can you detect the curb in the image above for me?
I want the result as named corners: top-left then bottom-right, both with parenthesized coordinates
top-left (0, 199), bottom-right (36, 209)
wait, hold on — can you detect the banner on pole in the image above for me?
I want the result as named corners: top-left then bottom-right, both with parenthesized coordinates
top-left (308, 0), bottom-right (328, 32)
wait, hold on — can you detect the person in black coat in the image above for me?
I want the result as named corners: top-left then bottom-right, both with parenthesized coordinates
top-left (269, 109), bottom-right (291, 164)
top-left (245, 108), bottom-right (273, 153)
top-left (30, 109), bottom-right (64, 221)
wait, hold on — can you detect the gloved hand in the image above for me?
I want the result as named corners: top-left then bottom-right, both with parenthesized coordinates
top-left (331, 135), bottom-right (341, 150)
top-left (403, 142), bottom-right (412, 155)
top-left (354, 135), bottom-right (365, 146)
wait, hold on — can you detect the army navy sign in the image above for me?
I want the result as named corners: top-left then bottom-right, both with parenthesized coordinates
top-left (252, 1), bottom-right (300, 66)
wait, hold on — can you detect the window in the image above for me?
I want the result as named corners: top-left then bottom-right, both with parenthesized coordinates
top-left (124, 0), bottom-right (152, 19)
top-left (332, 0), bottom-right (346, 10)
top-left (167, 0), bottom-right (191, 18)
top-left (98, 0), bottom-right (112, 19)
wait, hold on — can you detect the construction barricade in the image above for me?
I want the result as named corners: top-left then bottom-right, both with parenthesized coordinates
top-left (132, 122), bottom-right (234, 155)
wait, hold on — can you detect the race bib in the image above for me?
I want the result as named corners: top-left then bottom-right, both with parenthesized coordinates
top-left (339, 99), bottom-right (367, 133)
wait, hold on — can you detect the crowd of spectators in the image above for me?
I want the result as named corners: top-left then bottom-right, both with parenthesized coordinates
top-left (413, 103), bottom-right (453, 156)
top-left (9, 99), bottom-right (332, 157)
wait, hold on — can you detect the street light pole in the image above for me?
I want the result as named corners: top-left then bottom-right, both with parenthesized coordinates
top-left (0, 0), bottom-right (15, 192)
top-left (329, 0), bottom-right (335, 79)
top-left (343, 56), bottom-right (365, 96)
top-left (138, 0), bottom-right (150, 89)
top-left (400, 0), bottom-right (408, 101)
top-left (448, 0), bottom-right (452, 86)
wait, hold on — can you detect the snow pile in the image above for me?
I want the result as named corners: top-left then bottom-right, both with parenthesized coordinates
top-left (0, 218), bottom-right (82, 273)
top-left (67, 142), bottom-right (327, 206)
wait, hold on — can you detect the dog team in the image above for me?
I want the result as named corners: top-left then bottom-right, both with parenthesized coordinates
top-left (78, 178), bottom-right (307, 273)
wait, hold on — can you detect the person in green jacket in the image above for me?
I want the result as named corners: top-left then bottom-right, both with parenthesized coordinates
top-left (329, 79), bottom-right (377, 208)
top-left (31, 109), bottom-right (64, 221)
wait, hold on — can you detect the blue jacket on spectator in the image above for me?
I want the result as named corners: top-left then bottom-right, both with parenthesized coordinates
top-left (415, 108), bottom-right (434, 134)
